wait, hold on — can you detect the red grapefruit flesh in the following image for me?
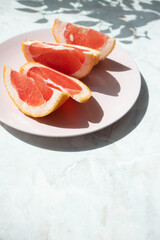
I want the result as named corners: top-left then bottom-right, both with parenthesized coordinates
top-left (20, 62), bottom-right (92, 103)
top-left (3, 66), bottom-right (69, 117)
top-left (21, 40), bottom-right (100, 79)
top-left (52, 18), bottom-right (116, 61)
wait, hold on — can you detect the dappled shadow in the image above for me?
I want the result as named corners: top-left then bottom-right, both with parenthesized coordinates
top-left (15, 0), bottom-right (160, 43)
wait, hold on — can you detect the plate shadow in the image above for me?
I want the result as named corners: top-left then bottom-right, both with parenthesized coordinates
top-left (3, 74), bottom-right (149, 152)
top-left (83, 58), bottom-right (131, 96)
top-left (32, 96), bottom-right (104, 129)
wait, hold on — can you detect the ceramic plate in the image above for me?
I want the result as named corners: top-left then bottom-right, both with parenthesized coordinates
top-left (0, 29), bottom-right (141, 137)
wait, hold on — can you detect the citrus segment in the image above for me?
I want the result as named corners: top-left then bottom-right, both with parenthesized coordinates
top-left (10, 69), bottom-right (48, 106)
top-left (64, 23), bottom-right (107, 49)
top-left (3, 66), bottom-right (69, 117)
top-left (21, 40), bottom-right (100, 78)
top-left (52, 18), bottom-right (116, 60)
top-left (20, 62), bottom-right (92, 103)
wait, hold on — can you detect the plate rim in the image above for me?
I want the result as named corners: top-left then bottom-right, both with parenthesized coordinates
top-left (0, 28), bottom-right (141, 138)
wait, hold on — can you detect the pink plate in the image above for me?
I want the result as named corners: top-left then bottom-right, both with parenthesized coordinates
top-left (0, 29), bottom-right (141, 137)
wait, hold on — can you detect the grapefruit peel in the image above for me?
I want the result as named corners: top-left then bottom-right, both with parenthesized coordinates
top-left (19, 62), bottom-right (92, 103)
top-left (21, 40), bottom-right (100, 79)
top-left (52, 18), bottom-right (116, 61)
top-left (3, 66), bottom-right (69, 117)
top-left (3, 18), bottom-right (117, 118)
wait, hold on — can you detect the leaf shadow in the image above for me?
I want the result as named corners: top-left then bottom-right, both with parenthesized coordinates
top-left (15, 7), bottom-right (39, 13)
top-left (34, 18), bottom-right (48, 24)
top-left (15, 0), bottom-right (159, 42)
top-left (17, 0), bottom-right (43, 8)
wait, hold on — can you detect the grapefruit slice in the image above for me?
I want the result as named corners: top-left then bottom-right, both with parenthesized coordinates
top-left (21, 40), bottom-right (100, 79)
top-left (3, 66), bottom-right (69, 117)
top-left (52, 18), bottom-right (116, 61)
top-left (20, 62), bottom-right (92, 103)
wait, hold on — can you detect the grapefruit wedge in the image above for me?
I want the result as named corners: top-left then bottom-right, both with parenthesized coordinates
top-left (21, 40), bottom-right (100, 79)
top-left (20, 62), bottom-right (92, 103)
top-left (52, 18), bottom-right (116, 61)
top-left (3, 66), bottom-right (69, 117)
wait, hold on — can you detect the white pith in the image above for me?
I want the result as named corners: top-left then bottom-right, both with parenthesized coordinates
top-left (4, 66), bottom-right (68, 117)
top-left (23, 40), bottom-right (100, 56)
top-left (21, 62), bottom-right (91, 103)
top-left (99, 38), bottom-right (116, 60)
top-left (53, 19), bottom-right (116, 61)
top-left (53, 19), bottom-right (67, 43)
top-left (22, 40), bottom-right (100, 78)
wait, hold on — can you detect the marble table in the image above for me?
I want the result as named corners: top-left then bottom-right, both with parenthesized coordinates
top-left (0, 1), bottom-right (160, 239)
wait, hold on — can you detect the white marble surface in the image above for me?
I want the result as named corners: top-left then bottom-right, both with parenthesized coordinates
top-left (0, 0), bottom-right (160, 239)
